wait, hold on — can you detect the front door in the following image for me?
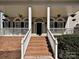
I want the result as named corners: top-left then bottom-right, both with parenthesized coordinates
top-left (37, 23), bottom-right (42, 35)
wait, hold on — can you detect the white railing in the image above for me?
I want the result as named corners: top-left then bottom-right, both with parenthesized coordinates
top-left (47, 29), bottom-right (58, 59)
top-left (50, 28), bottom-right (75, 35)
top-left (21, 29), bottom-right (31, 59)
top-left (0, 28), bottom-right (28, 36)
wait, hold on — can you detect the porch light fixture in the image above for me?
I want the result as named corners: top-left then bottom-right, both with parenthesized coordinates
top-left (57, 14), bottom-right (61, 17)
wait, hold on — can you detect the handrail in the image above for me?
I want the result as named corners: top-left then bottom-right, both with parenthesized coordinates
top-left (47, 29), bottom-right (58, 59)
top-left (21, 29), bottom-right (31, 59)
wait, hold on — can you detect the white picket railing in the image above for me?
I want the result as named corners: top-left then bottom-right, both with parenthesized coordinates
top-left (21, 29), bottom-right (31, 59)
top-left (0, 28), bottom-right (28, 36)
top-left (47, 29), bottom-right (58, 59)
top-left (50, 28), bottom-right (75, 35)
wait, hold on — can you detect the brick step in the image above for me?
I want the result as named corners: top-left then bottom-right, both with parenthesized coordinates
top-left (31, 38), bottom-right (47, 40)
top-left (27, 46), bottom-right (48, 50)
top-left (29, 42), bottom-right (47, 45)
top-left (26, 52), bottom-right (52, 56)
top-left (26, 53), bottom-right (50, 56)
top-left (27, 48), bottom-right (49, 52)
top-left (31, 37), bottom-right (46, 38)
top-left (30, 41), bottom-right (46, 42)
top-left (31, 39), bottom-right (47, 41)
top-left (25, 56), bottom-right (54, 59)
top-left (28, 44), bottom-right (47, 47)
top-left (30, 38), bottom-right (47, 40)
top-left (26, 51), bottom-right (50, 56)
top-left (29, 43), bottom-right (47, 46)
top-left (29, 41), bottom-right (47, 43)
top-left (26, 49), bottom-right (49, 52)
top-left (28, 45), bottom-right (48, 48)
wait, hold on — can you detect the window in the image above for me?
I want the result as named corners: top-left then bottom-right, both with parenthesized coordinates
top-left (55, 22), bottom-right (57, 28)
top-left (72, 57), bottom-right (75, 59)
top-left (50, 22), bottom-right (54, 28)
top-left (50, 18), bottom-right (55, 28)
top-left (3, 19), bottom-right (10, 28)
top-left (21, 22), bottom-right (24, 28)
top-left (14, 21), bottom-right (21, 28)
top-left (14, 18), bottom-right (21, 28)
top-left (57, 22), bottom-right (64, 28)
top-left (15, 19), bottom-right (20, 21)
top-left (24, 22), bottom-right (28, 28)
top-left (56, 18), bottom-right (65, 28)
top-left (23, 18), bottom-right (28, 28)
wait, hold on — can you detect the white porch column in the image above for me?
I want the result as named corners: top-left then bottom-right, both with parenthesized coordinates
top-left (28, 7), bottom-right (32, 31)
top-left (47, 7), bottom-right (50, 30)
top-left (0, 12), bottom-right (4, 29)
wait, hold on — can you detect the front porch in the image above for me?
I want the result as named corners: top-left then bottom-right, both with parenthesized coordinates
top-left (0, 6), bottom-right (79, 59)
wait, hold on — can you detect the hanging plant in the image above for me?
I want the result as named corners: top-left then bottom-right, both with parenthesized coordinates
top-left (3, 14), bottom-right (9, 17)
top-left (57, 14), bottom-right (61, 18)
top-left (70, 14), bottom-right (76, 17)
top-left (19, 14), bottom-right (23, 18)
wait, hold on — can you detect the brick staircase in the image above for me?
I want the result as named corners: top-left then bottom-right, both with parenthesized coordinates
top-left (25, 36), bottom-right (54, 59)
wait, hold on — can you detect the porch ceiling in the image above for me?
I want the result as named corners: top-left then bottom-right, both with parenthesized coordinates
top-left (0, 0), bottom-right (79, 5)
top-left (0, 0), bottom-right (79, 2)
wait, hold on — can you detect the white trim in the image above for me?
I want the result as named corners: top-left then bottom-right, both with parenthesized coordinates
top-left (0, 12), bottom-right (4, 29)
top-left (23, 17), bottom-right (28, 21)
top-left (34, 22), bottom-right (44, 23)
top-left (50, 17), bottom-right (56, 21)
top-left (0, 35), bottom-right (24, 36)
top-left (28, 7), bottom-right (32, 30)
top-left (13, 17), bottom-right (22, 21)
top-left (47, 7), bottom-right (50, 30)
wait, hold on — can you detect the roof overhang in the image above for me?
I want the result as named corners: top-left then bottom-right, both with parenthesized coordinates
top-left (0, 0), bottom-right (79, 5)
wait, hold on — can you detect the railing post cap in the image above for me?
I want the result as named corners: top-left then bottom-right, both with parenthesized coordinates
top-left (21, 41), bottom-right (23, 44)
top-left (21, 39), bottom-right (24, 44)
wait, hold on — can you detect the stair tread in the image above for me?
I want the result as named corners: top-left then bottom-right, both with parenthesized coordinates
top-left (26, 49), bottom-right (49, 52)
top-left (30, 40), bottom-right (46, 42)
top-left (25, 56), bottom-right (54, 59)
top-left (29, 43), bottom-right (47, 45)
top-left (27, 46), bottom-right (48, 50)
